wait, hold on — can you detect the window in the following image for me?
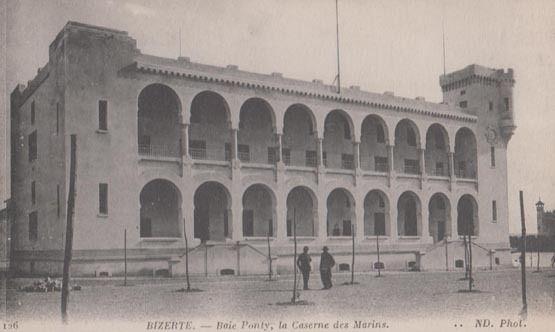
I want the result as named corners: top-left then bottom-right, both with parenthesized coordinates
top-left (56, 103), bottom-right (60, 134)
top-left (378, 196), bottom-right (385, 208)
top-left (406, 127), bottom-right (416, 147)
top-left (29, 211), bottom-right (38, 241)
top-left (374, 156), bottom-right (388, 172)
top-left (459, 101), bottom-right (468, 108)
top-left (189, 140), bottom-right (206, 160)
top-left (342, 153), bottom-right (354, 170)
top-left (282, 149), bottom-right (291, 165)
top-left (342, 220), bottom-right (352, 236)
top-left (435, 162), bottom-right (445, 176)
top-left (404, 159), bottom-right (419, 174)
top-left (242, 210), bottom-right (254, 237)
top-left (238, 144), bottom-right (250, 162)
top-left (490, 146), bottom-right (496, 167)
top-left (99, 183), bottom-right (108, 215)
top-left (57, 185), bottom-right (61, 217)
top-left (460, 90), bottom-right (466, 96)
top-left (267, 147), bottom-right (278, 164)
top-left (436, 198), bottom-right (445, 210)
top-left (31, 101), bottom-right (35, 125)
top-left (322, 152), bottom-right (327, 167)
top-left (492, 200), bottom-right (497, 222)
top-left (374, 213), bottom-right (385, 235)
top-left (98, 100), bottom-right (108, 130)
top-left (224, 142), bottom-right (231, 161)
top-left (504, 97), bottom-right (510, 112)
top-left (343, 122), bottom-right (351, 140)
top-left (376, 124), bottom-right (385, 143)
top-left (31, 181), bottom-right (36, 205)
top-left (190, 110), bottom-right (201, 123)
top-left (305, 150), bottom-right (317, 167)
top-left (457, 161), bottom-right (466, 177)
top-left (140, 218), bottom-right (152, 237)
top-left (28, 130), bottom-right (37, 162)
top-left (489, 101), bottom-right (493, 112)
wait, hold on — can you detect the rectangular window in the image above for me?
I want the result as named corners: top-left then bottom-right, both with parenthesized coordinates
top-left (267, 147), bottom-right (278, 164)
top-left (189, 140), bottom-right (206, 160)
top-left (305, 150), bottom-right (317, 167)
top-left (374, 156), bottom-right (388, 172)
top-left (282, 148), bottom-right (291, 166)
top-left (342, 153), bottom-right (354, 170)
top-left (460, 90), bottom-right (466, 96)
top-left (322, 152), bottom-right (327, 167)
top-left (238, 144), bottom-right (250, 162)
top-left (31, 181), bottom-right (36, 205)
top-left (242, 210), bottom-right (254, 237)
top-left (504, 97), bottom-right (510, 112)
top-left (98, 100), bottom-right (108, 130)
top-left (458, 161), bottom-right (466, 177)
top-left (224, 143), bottom-right (231, 161)
top-left (404, 159), bottom-right (419, 174)
top-left (57, 185), bottom-right (61, 217)
top-left (31, 101), bottom-right (35, 125)
top-left (99, 183), bottom-right (108, 215)
top-left (435, 162), bottom-right (445, 176)
top-left (28, 130), bottom-right (37, 162)
top-left (492, 200), bottom-right (497, 222)
top-left (459, 101), bottom-right (468, 108)
top-left (490, 146), bottom-right (496, 167)
top-left (56, 103), bottom-right (60, 134)
top-left (489, 101), bottom-right (493, 112)
top-left (29, 211), bottom-right (38, 241)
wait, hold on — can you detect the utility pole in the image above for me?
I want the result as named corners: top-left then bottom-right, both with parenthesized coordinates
top-left (335, 0), bottom-right (341, 93)
top-left (291, 209), bottom-right (298, 303)
top-left (376, 231), bottom-right (381, 277)
top-left (267, 231), bottom-right (272, 281)
top-left (445, 237), bottom-right (449, 272)
top-left (184, 221), bottom-right (191, 291)
top-left (124, 229), bottom-right (127, 286)
top-left (61, 135), bottom-right (77, 323)
top-left (519, 191), bottom-right (527, 317)
top-left (350, 224), bottom-right (355, 284)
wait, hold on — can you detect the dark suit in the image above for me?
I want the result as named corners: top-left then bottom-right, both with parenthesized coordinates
top-left (320, 251), bottom-right (335, 289)
top-left (297, 253), bottom-right (312, 290)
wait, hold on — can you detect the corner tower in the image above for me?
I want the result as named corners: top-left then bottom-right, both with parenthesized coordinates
top-left (440, 65), bottom-right (516, 246)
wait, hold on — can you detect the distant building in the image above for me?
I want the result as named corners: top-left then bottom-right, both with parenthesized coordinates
top-left (536, 200), bottom-right (555, 237)
top-left (9, 22), bottom-right (517, 276)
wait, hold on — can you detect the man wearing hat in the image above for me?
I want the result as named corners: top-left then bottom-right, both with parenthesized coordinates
top-left (320, 246), bottom-right (335, 289)
top-left (297, 246), bottom-right (312, 290)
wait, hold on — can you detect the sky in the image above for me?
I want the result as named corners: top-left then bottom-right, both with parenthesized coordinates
top-left (3, 0), bottom-right (554, 234)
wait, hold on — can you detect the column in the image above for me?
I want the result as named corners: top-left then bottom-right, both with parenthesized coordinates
top-left (389, 202), bottom-right (398, 243)
top-left (387, 144), bottom-right (395, 187)
top-left (231, 189), bottom-right (243, 242)
top-left (353, 141), bottom-right (360, 170)
top-left (316, 137), bottom-right (323, 167)
top-left (180, 123), bottom-right (189, 159)
top-left (276, 133), bottom-right (283, 163)
top-left (275, 192), bottom-right (287, 242)
top-left (419, 148), bottom-right (426, 189)
top-left (231, 128), bottom-right (238, 161)
top-left (317, 192), bottom-right (327, 242)
top-left (355, 198), bottom-right (364, 241)
top-left (420, 203), bottom-right (431, 243)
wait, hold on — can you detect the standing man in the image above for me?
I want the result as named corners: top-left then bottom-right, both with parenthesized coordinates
top-left (320, 246), bottom-right (335, 289)
top-left (297, 246), bottom-right (312, 290)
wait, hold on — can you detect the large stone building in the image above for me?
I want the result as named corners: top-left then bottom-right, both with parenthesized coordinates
top-left (536, 200), bottom-right (555, 237)
top-left (9, 22), bottom-right (516, 277)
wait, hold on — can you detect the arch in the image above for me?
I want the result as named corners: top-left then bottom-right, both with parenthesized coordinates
top-left (428, 193), bottom-right (451, 243)
top-left (241, 184), bottom-right (277, 237)
top-left (286, 186), bottom-right (318, 237)
top-left (454, 127), bottom-right (477, 179)
top-left (394, 119), bottom-right (421, 174)
top-left (189, 91), bottom-right (232, 161)
top-left (326, 188), bottom-right (356, 236)
top-left (139, 179), bottom-right (182, 238)
top-left (425, 123), bottom-right (450, 176)
top-left (238, 98), bottom-right (276, 164)
top-left (397, 191), bottom-right (422, 236)
top-left (457, 194), bottom-right (479, 236)
top-left (137, 84), bottom-right (181, 158)
top-left (364, 189), bottom-right (390, 236)
top-left (360, 115), bottom-right (389, 171)
top-left (193, 181), bottom-right (232, 241)
top-left (323, 110), bottom-right (356, 169)
top-left (282, 104), bottom-right (318, 167)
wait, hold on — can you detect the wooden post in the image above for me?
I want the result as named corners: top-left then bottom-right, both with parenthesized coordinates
top-left (236, 241), bottom-right (241, 276)
top-left (519, 191), bottom-right (527, 316)
top-left (445, 238), bottom-right (449, 272)
top-left (184, 220), bottom-right (191, 291)
top-left (61, 135), bottom-right (77, 323)
top-left (376, 232), bottom-right (381, 277)
top-left (124, 229), bottom-right (127, 286)
top-left (267, 231), bottom-right (272, 281)
top-left (536, 236), bottom-right (540, 272)
top-left (292, 209), bottom-right (298, 301)
top-left (468, 233), bottom-right (473, 291)
top-left (350, 224), bottom-right (355, 284)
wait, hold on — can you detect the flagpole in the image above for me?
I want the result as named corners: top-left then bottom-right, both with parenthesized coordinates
top-left (335, 0), bottom-right (341, 94)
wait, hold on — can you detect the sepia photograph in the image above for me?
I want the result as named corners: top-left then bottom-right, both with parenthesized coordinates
top-left (0, 0), bottom-right (554, 331)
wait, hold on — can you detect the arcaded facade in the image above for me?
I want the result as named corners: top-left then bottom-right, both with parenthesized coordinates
top-left (9, 22), bottom-right (516, 276)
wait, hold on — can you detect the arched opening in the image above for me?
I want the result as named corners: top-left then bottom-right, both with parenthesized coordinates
top-left (194, 182), bottom-right (231, 242)
top-left (238, 98), bottom-right (276, 164)
top-left (282, 104), bottom-right (317, 167)
top-left (139, 179), bottom-right (181, 238)
top-left (454, 128), bottom-right (477, 179)
top-left (364, 190), bottom-right (390, 236)
top-left (286, 186), bottom-right (317, 237)
top-left (425, 124), bottom-right (450, 176)
top-left (137, 84), bottom-right (181, 158)
top-left (327, 188), bottom-right (355, 236)
top-left (394, 119), bottom-right (421, 174)
top-left (323, 110), bottom-right (355, 170)
top-left (242, 184), bottom-right (276, 237)
top-left (360, 115), bottom-right (389, 172)
top-left (457, 194), bottom-right (479, 236)
top-left (189, 91), bottom-right (231, 161)
top-left (397, 191), bottom-right (421, 236)
top-left (428, 193), bottom-right (451, 243)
